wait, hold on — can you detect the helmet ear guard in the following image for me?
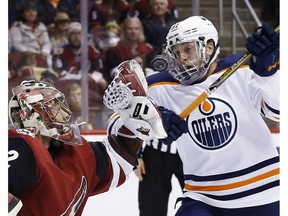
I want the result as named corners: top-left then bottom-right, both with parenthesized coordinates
top-left (9, 97), bottom-right (24, 129)
top-left (9, 80), bottom-right (83, 146)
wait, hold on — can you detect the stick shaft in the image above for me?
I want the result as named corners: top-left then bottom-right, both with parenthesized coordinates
top-left (179, 91), bottom-right (208, 119)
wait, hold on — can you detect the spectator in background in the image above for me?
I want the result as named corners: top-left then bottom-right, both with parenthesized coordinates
top-left (86, 0), bottom-right (130, 32)
top-left (130, 0), bottom-right (178, 20)
top-left (34, 0), bottom-right (80, 26)
top-left (141, 0), bottom-right (179, 56)
top-left (9, 1), bottom-right (52, 61)
top-left (48, 11), bottom-right (71, 55)
top-left (65, 82), bottom-right (95, 130)
top-left (131, 53), bottom-right (155, 77)
top-left (56, 77), bottom-right (111, 129)
top-left (8, 52), bottom-right (37, 95)
top-left (104, 16), bottom-right (154, 82)
top-left (51, 22), bottom-right (111, 129)
top-left (52, 22), bottom-right (104, 82)
top-left (91, 20), bottom-right (121, 54)
top-left (8, 52), bottom-right (58, 99)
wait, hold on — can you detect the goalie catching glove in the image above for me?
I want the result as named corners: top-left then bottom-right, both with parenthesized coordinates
top-left (103, 59), bottom-right (167, 141)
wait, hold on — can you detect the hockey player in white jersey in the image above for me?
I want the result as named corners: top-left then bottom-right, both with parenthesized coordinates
top-left (103, 16), bottom-right (279, 216)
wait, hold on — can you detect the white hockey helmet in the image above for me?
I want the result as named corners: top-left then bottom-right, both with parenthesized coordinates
top-left (9, 80), bottom-right (82, 145)
top-left (165, 16), bottom-right (220, 85)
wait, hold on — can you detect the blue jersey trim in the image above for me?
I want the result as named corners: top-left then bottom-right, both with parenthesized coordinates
top-left (213, 53), bottom-right (250, 74)
top-left (184, 156), bottom-right (279, 182)
top-left (264, 102), bottom-right (280, 115)
top-left (199, 180), bottom-right (279, 201)
top-left (107, 116), bottom-right (120, 135)
top-left (147, 71), bottom-right (179, 86)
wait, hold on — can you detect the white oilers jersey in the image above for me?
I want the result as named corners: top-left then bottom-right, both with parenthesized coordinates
top-left (146, 54), bottom-right (280, 208)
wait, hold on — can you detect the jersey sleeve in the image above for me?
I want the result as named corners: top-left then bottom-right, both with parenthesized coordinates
top-left (88, 138), bottom-right (135, 194)
top-left (8, 136), bottom-right (37, 195)
top-left (106, 112), bottom-right (123, 135)
top-left (247, 69), bottom-right (280, 121)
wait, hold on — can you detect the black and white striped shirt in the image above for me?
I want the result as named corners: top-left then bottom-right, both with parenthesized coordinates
top-left (144, 138), bottom-right (178, 154)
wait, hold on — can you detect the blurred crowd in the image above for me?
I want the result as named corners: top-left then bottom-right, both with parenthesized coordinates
top-left (8, 0), bottom-right (179, 129)
top-left (8, 0), bottom-right (279, 130)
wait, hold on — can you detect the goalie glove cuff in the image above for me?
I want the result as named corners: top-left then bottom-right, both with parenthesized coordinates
top-left (107, 134), bottom-right (143, 166)
top-left (118, 117), bottom-right (155, 141)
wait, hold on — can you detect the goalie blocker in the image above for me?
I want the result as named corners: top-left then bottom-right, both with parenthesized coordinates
top-left (103, 59), bottom-right (167, 141)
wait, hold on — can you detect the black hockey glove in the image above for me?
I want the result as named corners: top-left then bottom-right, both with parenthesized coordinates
top-left (158, 106), bottom-right (188, 145)
top-left (245, 23), bottom-right (279, 77)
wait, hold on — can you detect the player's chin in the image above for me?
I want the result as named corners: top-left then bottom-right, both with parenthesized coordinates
top-left (179, 64), bottom-right (192, 71)
top-left (60, 126), bottom-right (71, 134)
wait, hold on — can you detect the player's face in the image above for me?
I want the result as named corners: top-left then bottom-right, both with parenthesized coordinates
top-left (69, 30), bottom-right (81, 48)
top-left (23, 8), bottom-right (37, 23)
top-left (69, 88), bottom-right (81, 105)
top-left (57, 20), bottom-right (70, 31)
top-left (151, 0), bottom-right (168, 16)
top-left (124, 21), bottom-right (141, 41)
top-left (48, 100), bottom-right (71, 124)
top-left (172, 42), bottom-right (202, 68)
top-left (107, 26), bottom-right (119, 35)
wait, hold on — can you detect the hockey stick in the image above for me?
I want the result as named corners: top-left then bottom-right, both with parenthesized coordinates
top-left (179, 25), bottom-right (280, 119)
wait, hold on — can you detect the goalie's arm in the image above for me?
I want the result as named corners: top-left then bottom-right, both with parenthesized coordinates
top-left (107, 134), bottom-right (143, 166)
top-left (106, 113), bottom-right (145, 166)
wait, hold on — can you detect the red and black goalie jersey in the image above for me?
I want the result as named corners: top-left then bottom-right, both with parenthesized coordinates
top-left (8, 129), bottom-right (127, 216)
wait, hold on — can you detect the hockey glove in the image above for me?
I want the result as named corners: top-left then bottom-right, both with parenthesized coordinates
top-left (118, 96), bottom-right (167, 140)
top-left (103, 59), bottom-right (167, 141)
top-left (245, 24), bottom-right (279, 77)
top-left (158, 106), bottom-right (188, 145)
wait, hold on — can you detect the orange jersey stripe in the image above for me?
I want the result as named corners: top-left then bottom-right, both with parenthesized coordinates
top-left (108, 112), bottom-right (119, 122)
top-left (184, 168), bottom-right (279, 191)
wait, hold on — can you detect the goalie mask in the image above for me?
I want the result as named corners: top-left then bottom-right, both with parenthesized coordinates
top-left (166, 16), bottom-right (220, 85)
top-left (9, 80), bottom-right (82, 145)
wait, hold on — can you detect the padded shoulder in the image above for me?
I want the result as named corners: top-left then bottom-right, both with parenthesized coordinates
top-left (214, 53), bottom-right (250, 73)
top-left (146, 71), bottom-right (178, 86)
top-left (8, 129), bottom-right (37, 194)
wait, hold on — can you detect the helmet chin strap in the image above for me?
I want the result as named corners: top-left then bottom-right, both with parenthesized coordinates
top-left (204, 43), bottom-right (220, 70)
top-left (194, 42), bottom-right (220, 83)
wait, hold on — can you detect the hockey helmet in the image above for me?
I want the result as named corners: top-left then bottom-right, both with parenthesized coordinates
top-left (165, 16), bottom-right (220, 85)
top-left (9, 80), bottom-right (82, 145)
